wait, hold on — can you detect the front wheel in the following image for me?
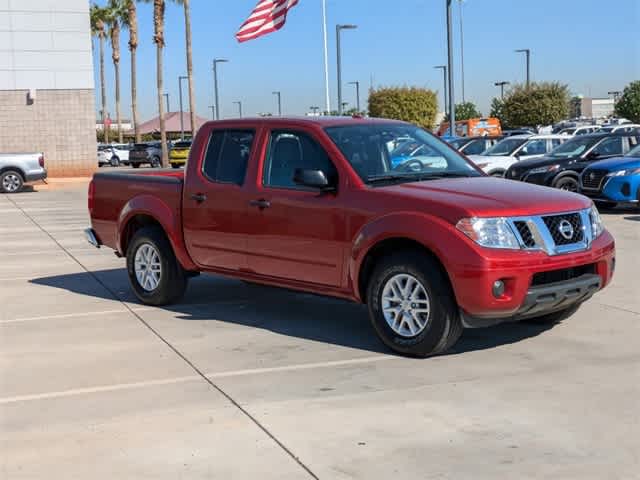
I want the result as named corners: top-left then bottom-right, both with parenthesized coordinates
top-left (1, 170), bottom-right (24, 193)
top-left (110, 156), bottom-right (120, 167)
top-left (366, 252), bottom-right (463, 357)
top-left (554, 176), bottom-right (579, 192)
top-left (126, 226), bottom-right (188, 305)
top-left (131, 163), bottom-right (140, 169)
top-left (151, 156), bottom-right (161, 168)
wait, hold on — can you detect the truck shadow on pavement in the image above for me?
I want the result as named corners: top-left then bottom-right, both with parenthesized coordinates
top-left (31, 269), bottom-right (557, 357)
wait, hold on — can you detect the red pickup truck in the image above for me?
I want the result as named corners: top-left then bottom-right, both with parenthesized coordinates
top-left (85, 117), bottom-right (615, 357)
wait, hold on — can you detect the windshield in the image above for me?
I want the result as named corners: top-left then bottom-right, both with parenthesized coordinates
top-left (482, 138), bottom-right (527, 156)
top-left (548, 136), bottom-right (597, 158)
top-left (324, 123), bottom-right (481, 185)
top-left (560, 128), bottom-right (576, 135)
top-left (627, 144), bottom-right (640, 157)
top-left (449, 138), bottom-right (469, 149)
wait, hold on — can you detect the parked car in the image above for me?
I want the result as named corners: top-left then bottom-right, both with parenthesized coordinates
top-left (129, 142), bottom-right (163, 168)
top-left (448, 136), bottom-right (503, 156)
top-left (0, 152), bottom-right (46, 193)
top-left (579, 143), bottom-right (640, 208)
top-left (558, 126), bottom-right (601, 136)
top-left (598, 124), bottom-right (640, 134)
top-left (502, 129), bottom-right (535, 137)
top-left (169, 140), bottom-right (192, 168)
top-left (505, 132), bottom-right (640, 192)
top-left (97, 150), bottom-right (108, 167)
top-left (85, 116), bottom-right (615, 358)
top-left (468, 134), bottom-right (567, 177)
top-left (98, 144), bottom-right (130, 167)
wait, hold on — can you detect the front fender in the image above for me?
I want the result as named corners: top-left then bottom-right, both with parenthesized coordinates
top-left (348, 211), bottom-right (479, 302)
top-left (117, 194), bottom-right (197, 271)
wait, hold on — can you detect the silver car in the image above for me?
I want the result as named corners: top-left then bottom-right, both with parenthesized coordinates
top-left (0, 152), bottom-right (47, 193)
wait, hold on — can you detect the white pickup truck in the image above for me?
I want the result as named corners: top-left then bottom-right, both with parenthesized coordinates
top-left (0, 153), bottom-right (47, 193)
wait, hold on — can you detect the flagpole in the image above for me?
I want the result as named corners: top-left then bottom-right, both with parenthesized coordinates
top-left (322, 0), bottom-right (330, 114)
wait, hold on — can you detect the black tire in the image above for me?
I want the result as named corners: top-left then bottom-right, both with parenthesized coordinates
top-left (366, 251), bottom-right (463, 357)
top-left (151, 156), bottom-right (161, 168)
top-left (594, 200), bottom-right (616, 211)
top-left (126, 226), bottom-right (188, 305)
top-left (110, 156), bottom-right (120, 167)
top-left (171, 163), bottom-right (181, 169)
top-left (1, 170), bottom-right (24, 193)
top-left (526, 303), bottom-right (581, 324)
top-left (131, 163), bottom-right (140, 169)
top-left (554, 176), bottom-right (579, 192)
top-left (489, 170), bottom-right (505, 178)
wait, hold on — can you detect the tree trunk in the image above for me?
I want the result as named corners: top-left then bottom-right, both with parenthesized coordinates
top-left (131, 48), bottom-right (140, 143)
top-left (100, 35), bottom-right (109, 144)
top-left (157, 44), bottom-right (168, 167)
top-left (183, 0), bottom-right (197, 138)
top-left (115, 60), bottom-right (122, 143)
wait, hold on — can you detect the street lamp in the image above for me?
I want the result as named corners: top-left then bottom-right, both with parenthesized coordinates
top-left (310, 106), bottom-right (320, 115)
top-left (515, 49), bottom-right (531, 88)
top-left (162, 93), bottom-right (170, 114)
top-left (446, 0), bottom-right (456, 136)
top-left (494, 81), bottom-right (510, 99)
top-left (608, 90), bottom-right (622, 102)
top-left (434, 65), bottom-right (448, 118)
top-left (458, 0), bottom-right (466, 103)
top-left (213, 58), bottom-right (229, 120)
top-left (233, 101), bottom-right (243, 118)
top-left (336, 24), bottom-right (357, 115)
top-left (272, 91), bottom-right (282, 116)
top-left (341, 101), bottom-right (349, 112)
top-left (348, 81), bottom-right (360, 112)
top-left (178, 75), bottom-right (187, 139)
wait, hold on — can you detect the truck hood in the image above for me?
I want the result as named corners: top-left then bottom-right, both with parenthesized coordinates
top-left (379, 177), bottom-right (591, 223)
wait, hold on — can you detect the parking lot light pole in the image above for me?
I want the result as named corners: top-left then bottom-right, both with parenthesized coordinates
top-left (272, 91), bottom-right (282, 116)
top-left (336, 24), bottom-right (357, 115)
top-left (515, 49), bottom-right (530, 89)
top-left (434, 65), bottom-right (448, 119)
top-left (209, 105), bottom-right (215, 120)
top-left (213, 59), bottom-right (228, 120)
top-left (310, 106), bottom-right (320, 115)
top-left (178, 75), bottom-right (187, 140)
top-left (348, 81), bottom-right (360, 112)
top-left (446, 0), bottom-right (455, 137)
top-left (233, 101), bottom-right (243, 118)
top-left (494, 81), bottom-right (510, 99)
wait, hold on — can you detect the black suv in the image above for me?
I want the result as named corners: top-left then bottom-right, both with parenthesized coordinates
top-left (505, 132), bottom-right (640, 192)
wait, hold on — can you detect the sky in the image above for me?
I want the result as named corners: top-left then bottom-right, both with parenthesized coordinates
top-left (92, 0), bottom-right (640, 122)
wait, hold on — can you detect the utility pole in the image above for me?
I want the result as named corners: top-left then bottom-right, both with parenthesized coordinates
top-left (213, 58), bottom-right (228, 120)
top-left (163, 93), bottom-right (170, 113)
top-left (446, 0), bottom-right (456, 136)
top-left (515, 49), bottom-right (531, 88)
top-left (434, 65), bottom-right (448, 119)
top-left (494, 81), bottom-right (510, 99)
top-left (458, 0), bottom-right (466, 103)
top-left (233, 101), bottom-right (243, 118)
top-left (348, 81), bottom-right (360, 112)
top-left (272, 91), bottom-right (282, 116)
top-left (178, 75), bottom-right (187, 140)
top-left (336, 24), bottom-right (357, 115)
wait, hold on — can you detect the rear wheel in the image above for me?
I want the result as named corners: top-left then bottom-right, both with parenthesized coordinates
top-left (1, 170), bottom-right (24, 193)
top-left (171, 163), bottom-right (181, 169)
top-left (151, 156), bottom-right (161, 168)
top-left (126, 226), bottom-right (188, 305)
top-left (366, 251), bottom-right (463, 357)
top-left (110, 156), bottom-right (120, 167)
top-left (131, 163), bottom-right (140, 169)
top-left (554, 176), bottom-right (579, 192)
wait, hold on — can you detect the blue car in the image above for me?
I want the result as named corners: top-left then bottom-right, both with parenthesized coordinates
top-left (580, 144), bottom-right (640, 207)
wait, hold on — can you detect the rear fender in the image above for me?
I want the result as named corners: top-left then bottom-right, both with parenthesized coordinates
top-left (117, 194), bottom-right (197, 271)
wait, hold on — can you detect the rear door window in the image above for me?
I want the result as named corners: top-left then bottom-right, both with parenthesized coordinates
top-left (593, 137), bottom-right (623, 156)
top-left (202, 130), bottom-right (255, 185)
top-left (462, 139), bottom-right (486, 155)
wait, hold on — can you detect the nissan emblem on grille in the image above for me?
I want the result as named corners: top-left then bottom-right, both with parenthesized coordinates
top-left (558, 220), bottom-right (574, 240)
top-left (590, 172), bottom-right (596, 181)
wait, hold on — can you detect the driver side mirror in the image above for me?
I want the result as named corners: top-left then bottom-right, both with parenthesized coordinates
top-left (293, 169), bottom-right (335, 191)
top-left (586, 151), bottom-right (600, 160)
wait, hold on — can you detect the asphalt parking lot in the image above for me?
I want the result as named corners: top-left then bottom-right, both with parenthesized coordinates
top-left (1, 184), bottom-right (639, 479)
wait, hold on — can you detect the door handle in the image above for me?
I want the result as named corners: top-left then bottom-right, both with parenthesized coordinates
top-left (249, 198), bottom-right (271, 209)
top-left (191, 192), bottom-right (207, 203)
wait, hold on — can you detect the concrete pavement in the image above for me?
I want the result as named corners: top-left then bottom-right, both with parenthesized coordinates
top-left (1, 186), bottom-right (639, 479)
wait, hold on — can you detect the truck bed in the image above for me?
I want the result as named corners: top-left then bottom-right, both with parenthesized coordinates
top-left (89, 169), bottom-right (185, 253)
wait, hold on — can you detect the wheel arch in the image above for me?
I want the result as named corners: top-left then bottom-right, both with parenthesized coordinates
top-left (552, 170), bottom-right (580, 187)
top-left (0, 166), bottom-right (26, 181)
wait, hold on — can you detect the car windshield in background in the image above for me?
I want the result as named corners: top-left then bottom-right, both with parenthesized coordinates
top-left (449, 138), bottom-right (469, 149)
top-left (548, 136), bottom-right (596, 158)
top-left (98, 146), bottom-right (111, 151)
top-left (174, 141), bottom-right (192, 148)
top-left (626, 144), bottom-right (640, 157)
top-left (325, 123), bottom-right (480, 185)
top-left (482, 138), bottom-right (527, 156)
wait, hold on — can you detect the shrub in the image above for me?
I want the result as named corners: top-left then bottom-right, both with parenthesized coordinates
top-left (501, 82), bottom-right (570, 127)
top-left (615, 81), bottom-right (640, 123)
top-left (368, 86), bottom-right (438, 129)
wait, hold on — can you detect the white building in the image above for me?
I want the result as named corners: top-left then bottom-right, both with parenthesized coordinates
top-left (579, 98), bottom-right (616, 119)
top-left (0, 0), bottom-right (96, 177)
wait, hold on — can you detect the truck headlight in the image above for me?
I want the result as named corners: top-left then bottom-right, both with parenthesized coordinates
top-left (589, 205), bottom-right (604, 238)
top-left (529, 164), bottom-right (560, 174)
top-left (456, 217), bottom-right (520, 249)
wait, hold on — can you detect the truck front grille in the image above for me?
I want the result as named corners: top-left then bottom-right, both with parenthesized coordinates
top-left (531, 264), bottom-right (596, 286)
top-left (513, 221), bottom-right (536, 247)
top-left (542, 213), bottom-right (584, 246)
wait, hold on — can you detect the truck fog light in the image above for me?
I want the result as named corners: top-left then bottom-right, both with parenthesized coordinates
top-left (492, 280), bottom-right (505, 298)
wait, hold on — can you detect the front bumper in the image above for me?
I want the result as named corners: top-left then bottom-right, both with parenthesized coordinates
top-left (84, 228), bottom-right (101, 248)
top-left (589, 175), bottom-right (640, 203)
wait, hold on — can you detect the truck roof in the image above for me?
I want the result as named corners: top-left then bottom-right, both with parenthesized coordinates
top-left (200, 116), bottom-right (409, 128)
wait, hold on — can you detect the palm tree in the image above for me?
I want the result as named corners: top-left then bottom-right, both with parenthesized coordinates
top-left (90, 4), bottom-right (109, 143)
top-left (142, 0), bottom-right (169, 166)
top-left (106, 0), bottom-right (127, 144)
top-left (124, 0), bottom-right (141, 143)
top-left (180, 0), bottom-right (197, 138)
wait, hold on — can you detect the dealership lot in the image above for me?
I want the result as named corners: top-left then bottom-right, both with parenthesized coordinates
top-left (1, 186), bottom-right (639, 479)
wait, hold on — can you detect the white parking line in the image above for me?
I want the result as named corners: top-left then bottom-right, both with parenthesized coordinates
top-left (0, 356), bottom-right (395, 405)
top-left (0, 308), bottom-right (152, 325)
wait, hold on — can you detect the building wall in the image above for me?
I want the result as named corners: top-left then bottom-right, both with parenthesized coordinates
top-left (0, 0), bottom-right (96, 177)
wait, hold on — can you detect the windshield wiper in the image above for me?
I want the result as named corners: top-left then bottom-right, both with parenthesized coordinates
top-left (366, 174), bottom-right (417, 184)
top-left (366, 172), bottom-right (472, 184)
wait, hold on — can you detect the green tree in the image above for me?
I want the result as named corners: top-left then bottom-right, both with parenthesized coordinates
top-left (368, 87), bottom-right (438, 130)
top-left (445, 101), bottom-right (481, 121)
top-left (501, 82), bottom-right (570, 127)
top-left (90, 4), bottom-right (109, 143)
top-left (615, 81), bottom-right (640, 123)
top-left (489, 97), bottom-right (504, 120)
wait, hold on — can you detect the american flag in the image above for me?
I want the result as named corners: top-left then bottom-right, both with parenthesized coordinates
top-left (236, 0), bottom-right (300, 43)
